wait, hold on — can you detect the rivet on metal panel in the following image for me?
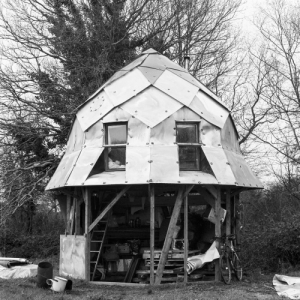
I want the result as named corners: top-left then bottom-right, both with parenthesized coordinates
top-left (125, 181), bottom-right (128, 183)
top-left (81, 183), bottom-right (84, 185)
top-left (90, 163), bottom-right (93, 166)
top-left (149, 179), bottom-right (152, 182)
top-left (146, 143), bottom-right (149, 145)
top-left (103, 182), bottom-right (106, 184)
top-left (114, 91), bottom-right (116, 93)
top-left (210, 162), bottom-right (213, 165)
top-left (132, 116), bottom-right (135, 118)
top-left (147, 126), bottom-right (149, 128)
top-left (202, 143), bottom-right (206, 146)
top-left (165, 110), bottom-right (168, 113)
top-left (226, 162), bottom-right (230, 165)
top-left (174, 142), bottom-right (177, 144)
top-left (82, 116), bottom-right (84, 118)
top-left (218, 144), bottom-right (221, 146)
top-left (235, 182), bottom-right (238, 185)
top-left (84, 145), bottom-right (86, 148)
top-left (148, 160), bottom-right (153, 163)
top-left (151, 142), bottom-right (154, 144)
top-left (198, 181), bottom-right (201, 184)
top-left (201, 112), bottom-right (203, 114)
top-left (178, 181), bottom-right (181, 183)
top-left (116, 119), bottom-right (118, 121)
top-left (135, 110), bottom-right (137, 113)
top-left (221, 115), bottom-right (223, 117)
top-left (176, 161), bottom-right (179, 164)
top-left (101, 129), bottom-right (104, 132)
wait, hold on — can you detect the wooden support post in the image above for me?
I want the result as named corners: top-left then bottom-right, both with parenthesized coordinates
top-left (215, 187), bottom-right (221, 282)
top-left (155, 185), bottom-right (194, 285)
top-left (84, 188), bottom-right (91, 281)
top-left (184, 187), bottom-right (188, 284)
top-left (226, 189), bottom-right (231, 236)
top-left (66, 194), bottom-right (71, 232)
top-left (149, 184), bottom-right (155, 285)
top-left (235, 193), bottom-right (241, 247)
top-left (89, 186), bottom-right (130, 233)
top-left (75, 197), bottom-right (81, 235)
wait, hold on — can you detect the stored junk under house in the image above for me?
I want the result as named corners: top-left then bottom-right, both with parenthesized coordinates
top-left (46, 48), bottom-right (263, 285)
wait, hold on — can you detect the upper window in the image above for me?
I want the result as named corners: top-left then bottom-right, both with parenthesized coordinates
top-left (104, 123), bottom-right (127, 170)
top-left (176, 122), bottom-right (200, 171)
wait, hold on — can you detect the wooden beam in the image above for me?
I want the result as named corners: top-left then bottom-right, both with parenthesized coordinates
top-left (84, 188), bottom-right (91, 281)
top-left (155, 185), bottom-right (194, 285)
top-left (149, 184), bottom-right (155, 285)
top-left (196, 186), bottom-right (215, 207)
top-left (184, 187), bottom-right (188, 284)
top-left (75, 198), bottom-right (81, 235)
top-left (68, 202), bottom-right (75, 234)
top-left (226, 189), bottom-right (231, 236)
top-left (89, 186), bottom-right (131, 233)
top-left (66, 194), bottom-right (71, 231)
top-left (206, 186), bottom-right (218, 199)
top-left (215, 187), bottom-right (221, 282)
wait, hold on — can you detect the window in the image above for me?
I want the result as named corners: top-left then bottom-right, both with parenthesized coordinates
top-left (176, 122), bottom-right (200, 170)
top-left (104, 122), bottom-right (127, 170)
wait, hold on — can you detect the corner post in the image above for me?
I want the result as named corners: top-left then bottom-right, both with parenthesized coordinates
top-left (184, 186), bottom-right (188, 283)
top-left (215, 186), bottom-right (221, 281)
top-left (149, 184), bottom-right (155, 285)
top-left (226, 189), bottom-right (231, 236)
top-left (84, 188), bottom-right (91, 281)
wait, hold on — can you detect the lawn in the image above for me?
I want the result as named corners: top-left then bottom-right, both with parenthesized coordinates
top-left (0, 274), bottom-right (280, 300)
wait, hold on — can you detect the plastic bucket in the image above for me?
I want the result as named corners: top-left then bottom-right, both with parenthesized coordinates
top-left (36, 261), bottom-right (53, 288)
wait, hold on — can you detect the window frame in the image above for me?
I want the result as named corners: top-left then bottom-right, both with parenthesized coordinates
top-left (104, 122), bottom-right (128, 171)
top-left (176, 121), bottom-right (201, 171)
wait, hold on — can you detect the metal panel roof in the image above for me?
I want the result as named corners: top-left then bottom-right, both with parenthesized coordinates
top-left (127, 117), bottom-right (150, 146)
top-left (121, 87), bottom-right (183, 128)
top-left (77, 90), bottom-right (114, 131)
top-left (67, 147), bottom-right (104, 186)
top-left (137, 67), bottom-right (164, 84)
top-left (200, 119), bottom-right (221, 148)
top-left (104, 68), bottom-right (151, 107)
top-left (154, 70), bottom-right (199, 107)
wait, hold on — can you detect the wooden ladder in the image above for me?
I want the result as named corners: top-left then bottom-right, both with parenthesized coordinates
top-left (90, 220), bottom-right (108, 281)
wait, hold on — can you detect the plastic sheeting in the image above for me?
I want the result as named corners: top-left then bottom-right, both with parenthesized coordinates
top-left (273, 274), bottom-right (300, 299)
top-left (0, 264), bottom-right (38, 279)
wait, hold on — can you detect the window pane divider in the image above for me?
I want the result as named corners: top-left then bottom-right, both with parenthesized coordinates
top-left (177, 143), bottom-right (203, 146)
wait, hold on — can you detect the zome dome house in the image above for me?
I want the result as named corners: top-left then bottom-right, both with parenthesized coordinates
top-left (46, 48), bottom-right (263, 285)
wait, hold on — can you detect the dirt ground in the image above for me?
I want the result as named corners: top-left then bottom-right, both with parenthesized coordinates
top-left (0, 273), bottom-right (281, 300)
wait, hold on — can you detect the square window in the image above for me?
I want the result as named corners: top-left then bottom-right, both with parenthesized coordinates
top-left (179, 146), bottom-right (200, 170)
top-left (177, 123), bottom-right (198, 143)
top-left (105, 123), bottom-right (127, 171)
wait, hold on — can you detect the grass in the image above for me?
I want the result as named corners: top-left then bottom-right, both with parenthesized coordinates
top-left (0, 274), bottom-right (281, 300)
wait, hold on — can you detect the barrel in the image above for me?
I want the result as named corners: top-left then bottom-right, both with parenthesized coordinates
top-left (36, 261), bottom-right (53, 288)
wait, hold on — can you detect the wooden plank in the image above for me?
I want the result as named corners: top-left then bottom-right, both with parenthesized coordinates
top-left (154, 185), bottom-right (194, 285)
top-left (90, 281), bottom-right (148, 287)
top-left (83, 188), bottom-right (91, 281)
top-left (184, 188), bottom-right (188, 284)
top-left (149, 184), bottom-right (155, 285)
top-left (226, 189), bottom-right (231, 236)
top-left (69, 202), bottom-right (75, 234)
top-left (89, 186), bottom-right (131, 232)
top-left (215, 187), bottom-right (221, 282)
top-left (75, 198), bottom-right (81, 235)
top-left (206, 186), bottom-right (218, 199)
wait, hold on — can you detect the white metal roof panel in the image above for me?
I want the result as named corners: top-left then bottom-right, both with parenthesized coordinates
top-left (224, 150), bottom-right (263, 188)
top-left (65, 118), bottom-right (85, 155)
top-left (67, 147), bottom-right (104, 186)
top-left (198, 91), bottom-right (229, 128)
top-left (137, 67), bottom-right (164, 84)
top-left (128, 117), bottom-right (150, 146)
top-left (141, 48), bottom-right (159, 54)
top-left (179, 171), bottom-right (218, 184)
top-left (201, 146), bottom-right (236, 185)
top-left (84, 120), bottom-right (104, 148)
top-left (84, 171), bottom-right (126, 185)
top-left (126, 146), bottom-right (150, 183)
top-left (150, 116), bottom-right (176, 145)
top-left (189, 94), bottom-right (223, 128)
top-left (200, 119), bottom-right (221, 148)
top-left (221, 116), bottom-right (241, 154)
top-left (102, 107), bottom-right (132, 123)
top-left (77, 90), bottom-right (114, 132)
top-left (154, 70), bottom-right (199, 107)
top-left (121, 87), bottom-right (183, 128)
top-left (46, 151), bottom-right (81, 190)
top-left (173, 106), bottom-right (201, 121)
top-left (104, 68), bottom-right (151, 107)
top-left (150, 145), bottom-right (179, 182)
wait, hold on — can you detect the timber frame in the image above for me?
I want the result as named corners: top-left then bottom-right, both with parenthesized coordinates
top-left (60, 183), bottom-right (243, 285)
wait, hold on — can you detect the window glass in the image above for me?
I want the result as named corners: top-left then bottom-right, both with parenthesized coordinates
top-left (107, 147), bottom-right (126, 169)
top-left (177, 124), bottom-right (197, 143)
top-left (107, 124), bottom-right (127, 144)
top-left (179, 146), bottom-right (199, 170)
